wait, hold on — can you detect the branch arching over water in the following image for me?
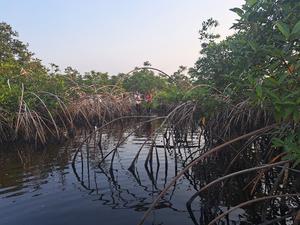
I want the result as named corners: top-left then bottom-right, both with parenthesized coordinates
top-left (127, 67), bottom-right (172, 80)
top-left (137, 124), bottom-right (277, 225)
top-left (208, 194), bottom-right (300, 225)
top-left (186, 160), bottom-right (291, 223)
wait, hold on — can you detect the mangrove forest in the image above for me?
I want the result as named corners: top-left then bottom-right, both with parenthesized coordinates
top-left (0, 0), bottom-right (299, 224)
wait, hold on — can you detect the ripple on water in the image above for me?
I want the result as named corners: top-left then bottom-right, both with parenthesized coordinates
top-left (0, 125), bottom-right (251, 225)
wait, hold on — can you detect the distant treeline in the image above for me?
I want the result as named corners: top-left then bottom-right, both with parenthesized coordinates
top-left (0, 0), bottom-right (300, 165)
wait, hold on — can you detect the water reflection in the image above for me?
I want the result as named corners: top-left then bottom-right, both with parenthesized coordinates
top-left (0, 144), bottom-right (71, 198)
top-left (72, 122), bottom-right (190, 211)
top-left (0, 120), bottom-right (299, 225)
top-left (71, 122), bottom-right (250, 225)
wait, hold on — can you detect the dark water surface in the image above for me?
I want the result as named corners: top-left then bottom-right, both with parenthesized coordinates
top-left (2, 121), bottom-right (297, 225)
top-left (0, 122), bottom-right (205, 225)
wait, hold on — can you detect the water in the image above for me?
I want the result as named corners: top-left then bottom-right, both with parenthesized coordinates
top-left (0, 121), bottom-right (298, 225)
top-left (0, 122), bottom-right (204, 225)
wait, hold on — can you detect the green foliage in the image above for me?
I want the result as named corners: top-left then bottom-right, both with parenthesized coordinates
top-left (236, 0), bottom-right (300, 124)
top-left (0, 81), bottom-right (20, 112)
top-left (0, 22), bottom-right (32, 64)
top-left (1, 0), bottom-right (299, 167)
top-left (272, 133), bottom-right (300, 167)
top-left (198, 18), bottom-right (220, 48)
top-left (154, 86), bottom-right (184, 105)
top-left (190, 0), bottom-right (300, 162)
top-left (276, 21), bottom-right (290, 39)
top-left (123, 69), bottom-right (167, 93)
top-left (0, 22), bottom-right (120, 119)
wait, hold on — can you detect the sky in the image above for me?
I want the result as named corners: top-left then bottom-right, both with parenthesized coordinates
top-left (1, 0), bottom-right (244, 75)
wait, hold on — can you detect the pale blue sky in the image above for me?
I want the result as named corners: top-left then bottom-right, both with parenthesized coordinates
top-left (1, 0), bottom-right (243, 75)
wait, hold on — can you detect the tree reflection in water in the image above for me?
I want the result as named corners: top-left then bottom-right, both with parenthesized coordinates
top-left (1, 118), bottom-right (298, 225)
top-left (71, 120), bottom-right (298, 225)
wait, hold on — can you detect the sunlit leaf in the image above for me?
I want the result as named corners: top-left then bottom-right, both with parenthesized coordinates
top-left (230, 8), bottom-right (244, 17)
top-left (246, 0), bottom-right (257, 7)
top-left (291, 20), bottom-right (300, 35)
top-left (276, 21), bottom-right (290, 39)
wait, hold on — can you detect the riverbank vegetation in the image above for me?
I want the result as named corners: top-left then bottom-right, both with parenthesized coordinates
top-left (0, 20), bottom-right (194, 144)
top-left (1, 0), bottom-right (299, 157)
top-left (0, 0), bottom-right (300, 223)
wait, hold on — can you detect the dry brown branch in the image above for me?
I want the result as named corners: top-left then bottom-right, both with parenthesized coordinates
top-left (208, 194), bottom-right (300, 225)
top-left (137, 124), bottom-right (276, 225)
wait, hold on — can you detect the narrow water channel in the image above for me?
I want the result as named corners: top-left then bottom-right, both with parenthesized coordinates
top-left (0, 121), bottom-right (202, 225)
top-left (0, 121), bottom-right (297, 225)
